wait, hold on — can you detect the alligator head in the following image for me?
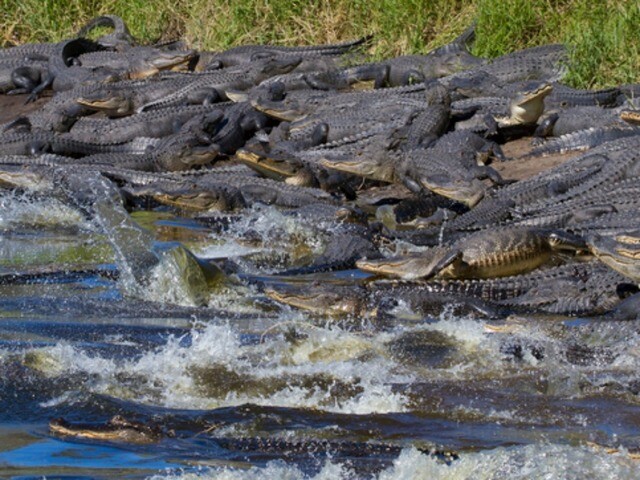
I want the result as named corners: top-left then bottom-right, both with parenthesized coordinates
top-left (508, 81), bottom-right (553, 125)
top-left (587, 231), bottom-right (640, 281)
top-left (264, 282), bottom-right (368, 317)
top-left (76, 89), bottom-right (134, 117)
top-left (49, 416), bottom-right (168, 444)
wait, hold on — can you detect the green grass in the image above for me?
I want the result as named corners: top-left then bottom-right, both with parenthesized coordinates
top-left (1, 0), bottom-right (638, 88)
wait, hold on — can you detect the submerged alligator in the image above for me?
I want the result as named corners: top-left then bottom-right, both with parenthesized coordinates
top-left (49, 416), bottom-right (459, 463)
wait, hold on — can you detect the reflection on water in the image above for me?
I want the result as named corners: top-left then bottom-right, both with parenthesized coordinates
top-left (1, 192), bottom-right (640, 479)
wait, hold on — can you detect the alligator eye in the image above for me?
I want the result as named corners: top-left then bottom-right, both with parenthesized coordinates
top-left (560, 101), bottom-right (568, 107)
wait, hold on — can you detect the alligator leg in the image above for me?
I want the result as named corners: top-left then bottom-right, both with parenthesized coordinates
top-left (534, 112), bottom-right (560, 138)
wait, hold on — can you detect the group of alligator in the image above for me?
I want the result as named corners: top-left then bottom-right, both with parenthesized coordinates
top-left (2, 15), bottom-right (640, 448)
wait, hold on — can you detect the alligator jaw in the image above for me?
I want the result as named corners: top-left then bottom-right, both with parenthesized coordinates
top-left (587, 232), bottom-right (640, 282)
top-left (356, 251), bottom-right (447, 280)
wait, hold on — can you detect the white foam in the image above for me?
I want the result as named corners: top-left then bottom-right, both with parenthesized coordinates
top-left (0, 192), bottom-right (86, 229)
top-left (150, 459), bottom-right (350, 480)
top-left (377, 444), bottom-right (639, 480)
top-left (197, 204), bottom-right (325, 274)
top-left (148, 444), bottom-right (640, 479)
top-left (25, 322), bottom-right (411, 415)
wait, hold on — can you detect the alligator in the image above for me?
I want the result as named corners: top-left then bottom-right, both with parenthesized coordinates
top-left (397, 130), bottom-right (506, 207)
top-left (202, 36), bottom-right (372, 68)
top-left (209, 101), bottom-right (270, 155)
top-left (0, 130), bottom-right (159, 156)
top-left (621, 109), bottom-right (640, 124)
top-left (75, 15), bottom-right (137, 50)
top-left (499, 177), bottom-right (640, 230)
top-left (3, 80), bottom-right (160, 133)
top-left (50, 416), bottom-right (165, 444)
top-left (237, 97), bottom-right (434, 188)
top-left (266, 260), bottom-right (631, 318)
top-left (356, 226), bottom-right (586, 280)
top-left (587, 230), bottom-right (640, 282)
top-left (249, 80), bottom-right (442, 122)
top-left (48, 415), bottom-right (457, 463)
top-left (0, 39), bottom-right (67, 61)
top-left (396, 137), bottom-right (638, 243)
top-left (237, 132), bottom-right (387, 194)
top-left (264, 280), bottom-right (500, 319)
top-left (137, 56), bottom-right (303, 111)
top-left (454, 81), bottom-right (553, 136)
top-left (534, 106), bottom-right (631, 138)
top-left (516, 136), bottom-right (640, 214)
top-left (344, 49), bottom-right (487, 89)
top-left (545, 83), bottom-right (623, 108)
top-left (115, 168), bottom-right (338, 209)
top-left (280, 96), bottom-right (431, 146)
top-left (339, 24), bottom-right (483, 88)
top-left (442, 43), bottom-right (568, 88)
top-left (74, 141), bottom-right (218, 172)
top-left (121, 180), bottom-right (246, 212)
top-left (313, 130), bottom-right (405, 183)
top-left (74, 57), bottom-right (301, 117)
top-left (67, 104), bottom-right (227, 144)
top-left (75, 46), bottom-right (196, 80)
top-left (0, 57), bottom-right (46, 93)
top-left (306, 98), bottom-right (451, 183)
top-left (25, 38), bottom-right (110, 99)
top-left (527, 125), bottom-right (640, 157)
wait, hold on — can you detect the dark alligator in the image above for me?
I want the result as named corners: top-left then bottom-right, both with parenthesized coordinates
top-left (114, 168), bottom-right (338, 209)
top-left (0, 57), bottom-right (46, 94)
top-left (397, 130), bottom-right (506, 207)
top-left (250, 80), bottom-right (441, 122)
top-left (74, 56), bottom-right (301, 117)
top-left (266, 260), bottom-right (632, 318)
top-left (545, 83), bottom-right (623, 108)
top-left (534, 106), bottom-right (630, 138)
top-left (341, 23), bottom-right (483, 88)
top-left (67, 104), bottom-right (227, 144)
top-left (137, 56), bottom-right (302, 111)
top-left (454, 81), bottom-right (553, 137)
top-left (75, 15), bottom-right (137, 50)
top-left (527, 125), bottom-right (640, 157)
top-left (49, 415), bottom-right (457, 463)
top-left (202, 36), bottom-right (372, 68)
top-left (25, 37), bottom-right (108, 99)
top-left (50, 416), bottom-right (165, 444)
top-left (440, 44), bottom-right (568, 101)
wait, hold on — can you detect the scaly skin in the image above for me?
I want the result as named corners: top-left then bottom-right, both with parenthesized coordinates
top-left (356, 227), bottom-right (585, 280)
top-left (527, 126), bottom-right (640, 157)
top-left (50, 416), bottom-right (163, 445)
top-left (587, 230), bottom-right (640, 282)
top-left (68, 104), bottom-right (228, 144)
top-left (266, 260), bottom-right (627, 318)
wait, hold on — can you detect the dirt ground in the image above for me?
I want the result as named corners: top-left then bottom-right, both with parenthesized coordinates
top-left (0, 93), bottom-right (50, 124)
top-left (496, 137), bottom-right (580, 181)
top-left (0, 93), bottom-right (576, 181)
